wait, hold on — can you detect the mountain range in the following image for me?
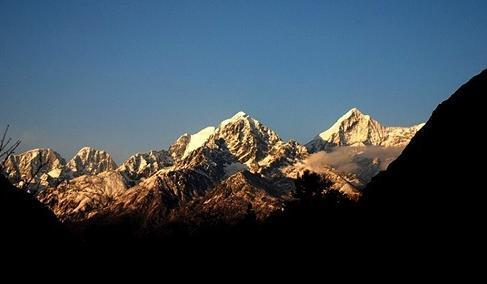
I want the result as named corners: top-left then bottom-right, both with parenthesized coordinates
top-left (2, 69), bottom-right (485, 268)
top-left (2, 108), bottom-right (423, 233)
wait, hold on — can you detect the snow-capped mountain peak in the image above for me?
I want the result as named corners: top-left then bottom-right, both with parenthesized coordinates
top-left (343, 107), bottom-right (362, 117)
top-left (233, 110), bottom-right (247, 118)
top-left (213, 112), bottom-right (283, 166)
top-left (67, 146), bottom-right (117, 176)
top-left (220, 111), bottom-right (252, 127)
top-left (3, 148), bottom-right (66, 184)
top-left (306, 108), bottom-right (424, 152)
top-left (166, 111), bottom-right (306, 179)
top-left (331, 108), bottom-right (367, 123)
top-left (5, 106), bottom-right (431, 232)
top-left (318, 108), bottom-right (382, 142)
top-left (170, 111), bottom-right (275, 163)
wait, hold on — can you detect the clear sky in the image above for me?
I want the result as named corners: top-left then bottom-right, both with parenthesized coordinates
top-left (1, 0), bottom-right (486, 163)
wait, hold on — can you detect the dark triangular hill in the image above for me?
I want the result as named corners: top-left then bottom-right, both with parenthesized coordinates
top-left (0, 174), bottom-right (76, 256)
top-left (363, 69), bottom-right (487, 221)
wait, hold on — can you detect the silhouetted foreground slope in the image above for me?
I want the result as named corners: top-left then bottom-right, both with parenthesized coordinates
top-left (2, 69), bottom-right (486, 267)
top-left (0, 174), bottom-right (76, 257)
top-left (174, 68), bottom-right (487, 257)
top-left (352, 70), bottom-right (487, 272)
top-left (363, 69), bottom-right (486, 216)
top-left (360, 69), bottom-right (487, 262)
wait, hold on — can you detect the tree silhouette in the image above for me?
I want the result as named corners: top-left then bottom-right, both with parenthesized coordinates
top-left (0, 124), bottom-right (21, 172)
top-left (293, 170), bottom-right (332, 201)
top-left (1, 125), bottom-right (49, 194)
top-left (288, 170), bottom-right (354, 216)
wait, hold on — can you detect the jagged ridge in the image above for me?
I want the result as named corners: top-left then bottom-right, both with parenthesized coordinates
top-left (306, 108), bottom-right (424, 152)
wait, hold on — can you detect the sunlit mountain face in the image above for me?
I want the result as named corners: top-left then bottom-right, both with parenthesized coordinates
top-left (2, 1), bottom-right (486, 264)
top-left (3, 108), bottom-right (422, 234)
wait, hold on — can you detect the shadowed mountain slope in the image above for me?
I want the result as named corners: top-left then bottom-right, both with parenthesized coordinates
top-left (363, 69), bottom-right (486, 215)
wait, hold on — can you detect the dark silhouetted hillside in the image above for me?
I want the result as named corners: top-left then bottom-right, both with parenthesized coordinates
top-left (0, 174), bottom-right (77, 258)
top-left (364, 69), bottom-right (486, 210)
top-left (362, 69), bottom-right (487, 250)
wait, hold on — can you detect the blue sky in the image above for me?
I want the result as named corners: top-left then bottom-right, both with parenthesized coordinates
top-left (1, 0), bottom-right (486, 162)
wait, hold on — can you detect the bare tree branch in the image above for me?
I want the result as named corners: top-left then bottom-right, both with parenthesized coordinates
top-left (1, 125), bottom-right (49, 195)
top-left (0, 139), bottom-right (21, 160)
top-left (0, 125), bottom-right (21, 171)
top-left (0, 124), bottom-right (9, 151)
top-left (2, 137), bottom-right (13, 151)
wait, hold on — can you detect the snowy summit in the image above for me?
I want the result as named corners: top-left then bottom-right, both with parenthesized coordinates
top-left (306, 108), bottom-right (424, 152)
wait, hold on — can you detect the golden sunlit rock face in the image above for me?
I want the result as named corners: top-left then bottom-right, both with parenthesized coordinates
top-left (3, 110), bottom-right (420, 231)
top-left (306, 108), bottom-right (424, 152)
top-left (1, 0), bottom-right (486, 262)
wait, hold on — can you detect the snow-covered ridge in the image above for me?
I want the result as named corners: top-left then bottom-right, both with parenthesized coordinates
top-left (3, 109), bottom-right (422, 198)
top-left (67, 146), bottom-right (117, 177)
top-left (182, 126), bottom-right (216, 159)
top-left (117, 150), bottom-right (173, 182)
top-left (318, 108), bottom-right (384, 143)
top-left (3, 148), bottom-right (66, 186)
top-left (175, 111), bottom-right (273, 161)
top-left (3, 108), bottom-right (424, 226)
top-left (3, 109), bottom-right (423, 185)
top-left (220, 111), bottom-right (251, 127)
top-left (306, 108), bottom-right (424, 152)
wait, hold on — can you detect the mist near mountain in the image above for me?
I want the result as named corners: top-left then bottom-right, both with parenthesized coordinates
top-left (2, 107), bottom-right (421, 229)
top-left (301, 146), bottom-right (404, 186)
top-left (363, 69), bottom-right (487, 212)
top-left (1, 70), bottom-right (484, 272)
